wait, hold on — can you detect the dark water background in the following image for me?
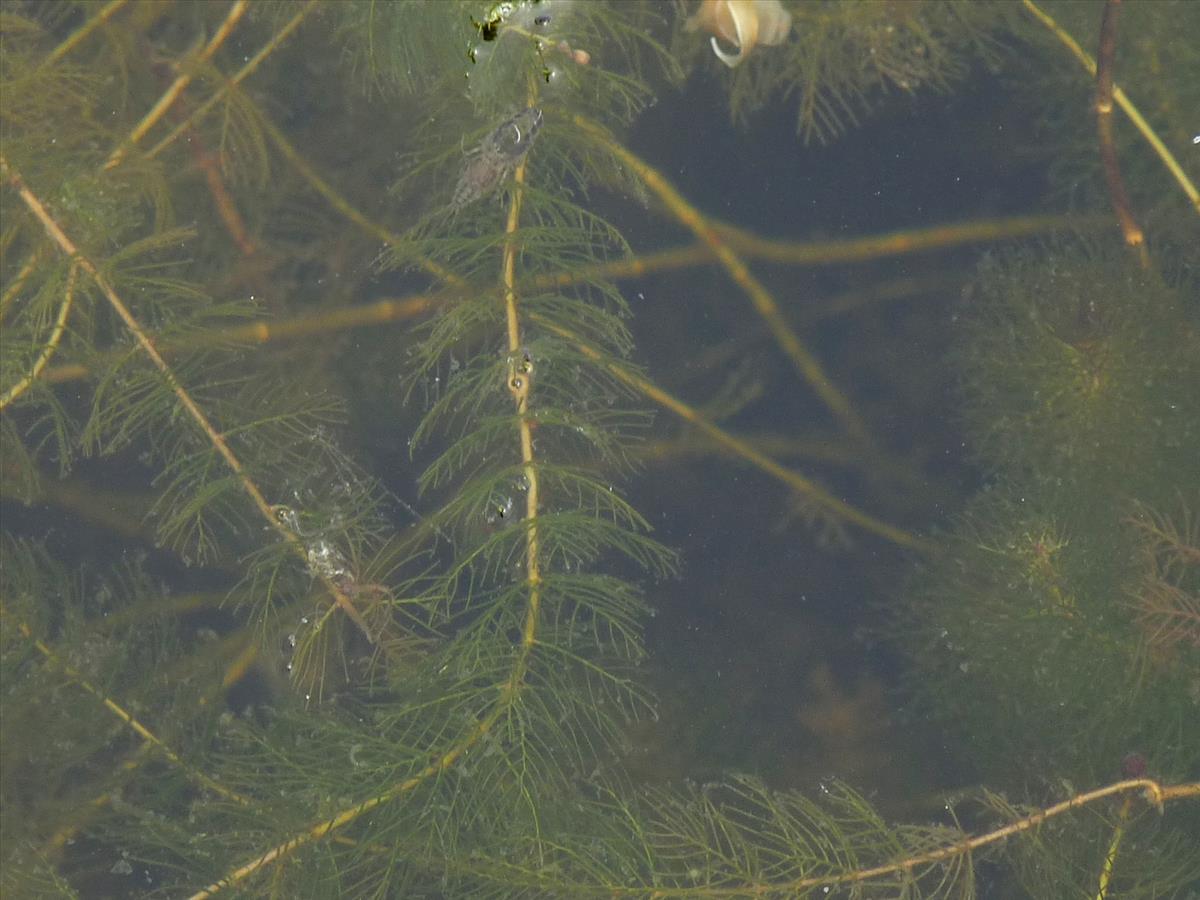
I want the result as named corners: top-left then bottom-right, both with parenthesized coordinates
top-left (611, 67), bottom-right (1050, 810)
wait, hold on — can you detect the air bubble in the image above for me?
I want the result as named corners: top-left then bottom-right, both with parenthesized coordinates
top-left (274, 505), bottom-right (300, 531)
top-left (487, 495), bottom-right (515, 525)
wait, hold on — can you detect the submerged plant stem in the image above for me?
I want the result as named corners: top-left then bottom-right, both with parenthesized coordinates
top-left (34, 212), bottom-right (1092, 389)
top-left (0, 260), bottom-right (76, 410)
top-left (846, 780), bottom-right (1198, 897)
top-left (534, 315), bottom-right (930, 553)
top-left (38, 0), bottom-right (130, 71)
top-left (190, 774), bottom-right (1200, 899)
top-left (1094, 0), bottom-right (1148, 268)
top-left (1021, 0), bottom-right (1200, 215)
top-left (260, 110), bottom-right (465, 287)
top-left (573, 114), bottom-right (868, 440)
top-left (186, 106), bottom-right (554, 900)
top-left (501, 153), bottom-right (544, 662)
top-left (143, 0), bottom-right (319, 164)
top-left (1, 155), bottom-right (375, 643)
top-left (104, 0), bottom-right (250, 170)
top-left (0, 608), bottom-right (249, 806)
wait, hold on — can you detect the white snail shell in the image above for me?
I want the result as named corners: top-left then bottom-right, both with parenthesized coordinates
top-left (685, 0), bottom-right (793, 69)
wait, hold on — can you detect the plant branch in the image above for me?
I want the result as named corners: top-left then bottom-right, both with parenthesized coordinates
top-left (1021, 0), bottom-right (1200, 215)
top-left (186, 102), bottom-right (558, 900)
top-left (192, 775), bottom-right (1198, 899)
top-left (599, 779), bottom-right (1196, 898)
top-left (35, 212), bottom-right (1094, 389)
top-left (104, 0), bottom-right (250, 170)
top-left (0, 605), bottom-right (249, 806)
top-left (574, 114), bottom-right (868, 441)
top-left (38, 0), bottom-right (130, 70)
top-left (1, 244), bottom-right (48, 319)
top-left (0, 260), bottom-right (76, 410)
top-left (757, 779), bottom-right (1193, 900)
top-left (533, 316), bottom-right (931, 553)
top-left (1094, 0), bottom-right (1148, 268)
top-left (259, 110), bottom-right (466, 288)
top-left (1, 154), bottom-right (375, 643)
top-left (142, 0), bottom-right (319, 163)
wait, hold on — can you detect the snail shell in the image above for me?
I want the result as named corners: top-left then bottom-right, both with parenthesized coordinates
top-left (685, 0), bottom-right (793, 68)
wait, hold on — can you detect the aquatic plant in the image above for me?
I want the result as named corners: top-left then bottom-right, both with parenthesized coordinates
top-left (2, 1), bottom-right (1197, 897)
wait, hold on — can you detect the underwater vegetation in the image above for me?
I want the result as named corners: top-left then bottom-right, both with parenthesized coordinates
top-left (450, 107), bottom-right (544, 211)
top-left (1, 0), bottom-right (1198, 897)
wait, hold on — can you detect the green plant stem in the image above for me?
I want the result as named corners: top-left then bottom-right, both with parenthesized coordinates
top-left (1, 154), bottom-right (376, 643)
top-left (38, 0), bottom-right (130, 70)
top-left (141, 0), bottom-right (319, 163)
top-left (1021, 0), bottom-right (1200, 215)
top-left (573, 114), bottom-right (869, 441)
top-left (104, 0), bottom-right (250, 170)
top-left (0, 606), bottom-right (249, 806)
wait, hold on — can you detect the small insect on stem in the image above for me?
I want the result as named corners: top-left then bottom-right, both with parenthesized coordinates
top-left (449, 108), bottom-right (544, 213)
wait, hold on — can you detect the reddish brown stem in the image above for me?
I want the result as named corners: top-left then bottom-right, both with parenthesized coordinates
top-left (1095, 0), bottom-right (1148, 268)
